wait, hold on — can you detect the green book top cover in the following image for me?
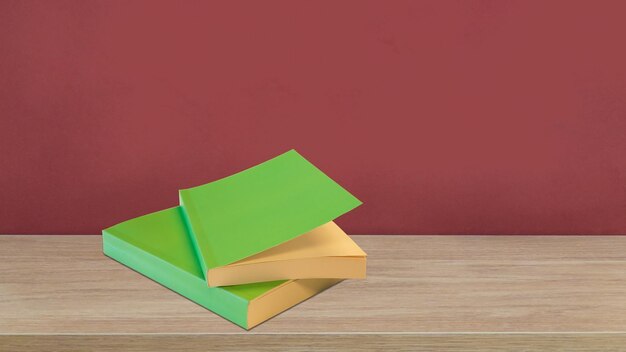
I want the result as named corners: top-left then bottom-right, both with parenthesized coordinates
top-left (179, 150), bottom-right (362, 275)
top-left (102, 206), bottom-right (338, 329)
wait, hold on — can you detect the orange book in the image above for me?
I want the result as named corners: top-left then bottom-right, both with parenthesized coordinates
top-left (207, 221), bottom-right (366, 286)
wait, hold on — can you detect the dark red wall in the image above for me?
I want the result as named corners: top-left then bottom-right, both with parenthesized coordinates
top-left (1, 0), bottom-right (625, 235)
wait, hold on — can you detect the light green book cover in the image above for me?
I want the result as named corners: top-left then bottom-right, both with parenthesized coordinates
top-left (102, 206), bottom-right (339, 329)
top-left (179, 150), bottom-right (362, 280)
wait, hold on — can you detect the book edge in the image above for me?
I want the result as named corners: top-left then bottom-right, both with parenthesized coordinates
top-left (102, 230), bottom-right (250, 329)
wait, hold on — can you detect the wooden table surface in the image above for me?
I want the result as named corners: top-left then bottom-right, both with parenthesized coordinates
top-left (2, 235), bottom-right (626, 351)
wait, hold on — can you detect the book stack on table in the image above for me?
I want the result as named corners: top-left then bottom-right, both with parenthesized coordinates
top-left (103, 150), bottom-right (366, 329)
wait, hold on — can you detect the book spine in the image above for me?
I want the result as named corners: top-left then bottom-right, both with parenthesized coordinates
top-left (179, 194), bottom-right (210, 278)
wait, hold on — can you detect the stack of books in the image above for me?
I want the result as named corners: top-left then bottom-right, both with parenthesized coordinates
top-left (102, 150), bottom-right (366, 329)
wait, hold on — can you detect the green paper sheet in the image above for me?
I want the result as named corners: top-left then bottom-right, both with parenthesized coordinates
top-left (179, 150), bottom-right (362, 276)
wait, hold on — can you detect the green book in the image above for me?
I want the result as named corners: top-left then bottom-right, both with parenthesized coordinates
top-left (102, 206), bottom-right (339, 330)
top-left (179, 150), bottom-right (364, 287)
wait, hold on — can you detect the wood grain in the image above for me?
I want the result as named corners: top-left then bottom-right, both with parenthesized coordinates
top-left (3, 334), bottom-right (626, 352)
top-left (2, 235), bottom-right (626, 350)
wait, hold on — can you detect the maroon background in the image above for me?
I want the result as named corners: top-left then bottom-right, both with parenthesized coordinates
top-left (1, 1), bottom-right (625, 235)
